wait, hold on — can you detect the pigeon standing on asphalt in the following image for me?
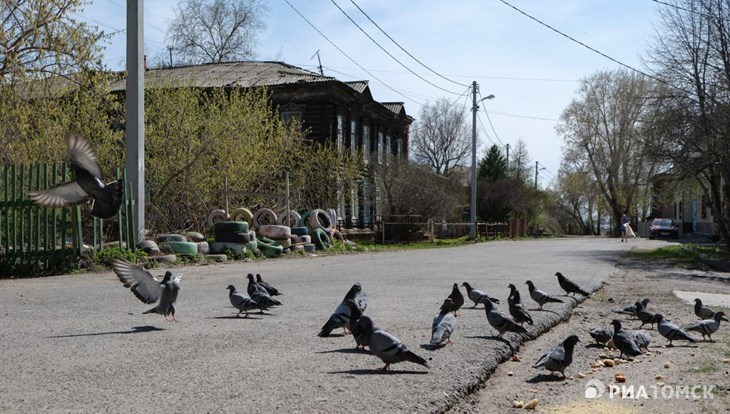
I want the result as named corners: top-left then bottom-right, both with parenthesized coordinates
top-left (112, 258), bottom-right (183, 322)
top-left (28, 133), bottom-right (123, 220)
top-left (655, 314), bottom-right (698, 346)
top-left (588, 326), bottom-right (613, 345)
top-left (555, 272), bottom-right (590, 297)
top-left (246, 273), bottom-right (282, 311)
top-left (448, 283), bottom-right (465, 315)
top-left (613, 298), bottom-right (650, 318)
top-left (610, 320), bottom-right (643, 359)
top-left (684, 311), bottom-right (725, 342)
top-left (255, 274), bottom-right (282, 296)
top-left (636, 301), bottom-right (660, 329)
top-left (481, 296), bottom-right (530, 339)
top-left (532, 335), bottom-right (581, 379)
top-left (462, 282), bottom-right (500, 308)
top-left (507, 284), bottom-right (533, 326)
top-left (356, 316), bottom-right (429, 371)
top-left (226, 285), bottom-right (263, 317)
top-left (431, 298), bottom-right (457, 347)
top-left (344, 299), bottom-right (367, 349)
top-left (318, 282), bottom-right (366, 337)
top-left (524, 280), bottom-right (563, 310)
top-left (694, 298), bottom-right (729, 321)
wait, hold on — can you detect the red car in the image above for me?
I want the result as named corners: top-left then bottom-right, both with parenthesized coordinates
top-left (649, 218), bottom-right (679, 239)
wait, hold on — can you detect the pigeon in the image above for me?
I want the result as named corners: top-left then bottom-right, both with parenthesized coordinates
top-left (613, 298), bottom-right (650, 318)
top-left (610, 320), bottom-right (643, 359)
top-left (532, 335), bottom-right (580, 379)
top-left (246, 274), bottom-right (281, 311)
top-left (462, 282), bottom-right (500, 307)
top-left (655, 314), bottom-right (698, 346)
top-left (226, 285), bottom-right (262, 317)
top-left (481, 296), bottom-right (530, 339)
top-left (343, 299), bottom-right (366, 349)
top-left (693, 298), bottom-right (729, 321)
top-left (684, 311), bottom-right (724, 342)
top-left (255, 274), bottom-right (282, 296)
top-left (28, 133), bottom-right (123, 219)
top-left (628, 329), bottom-right (652, 351)
top-left (356, 316), bottom-right (429, 371)
top-left (507, 284), bottom-right (533, 326)
top-left (524, 280), bottom-right (563, 310)
top-left (431, 298), bottom-right (457, 347)
top-left (636, 301), bottom-right (660, 329)
top-left (318, 282), bottom-right (366, 337)
top-left (112, 258), bottom-right (182, 322)
top-left (448, 283), bottom-right (465, 315)
top-left (589, 325), bottom-right (613, 345)
top-left (555, 272), bottom-right (590, 297)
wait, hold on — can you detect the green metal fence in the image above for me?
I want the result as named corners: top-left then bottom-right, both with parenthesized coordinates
top-left (0, 163), bottom-right (135, 277)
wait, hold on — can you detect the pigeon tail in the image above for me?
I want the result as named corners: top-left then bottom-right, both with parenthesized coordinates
top-left (89, 179), bottom-right (124, 219)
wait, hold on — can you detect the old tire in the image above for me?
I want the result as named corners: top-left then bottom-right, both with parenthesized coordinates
top-left (308, 209), bottom-right (333, 232)
top-left (311, 228), bottom-right (332, 250)
top-left (258, 224), bottom-right (291, 240)
top-left (185, 231), bottom-right (206, 242)
top-left (297, 235), bottom-right (312, 244)
top-left (159, 241), bottom-right (198, 255)
top-left (213, 221), bottom-right (250, 243)
top-left (230, 207), bottom-right (253, 225)
top-left (156, 234), bottom-right (187, 243)
top-left (209, 241), bottom-right (247, 255)
top-left (303, 243), bottom-right (316, 253)
top-left (278, 210), bottom-right (302, 227)
top-left (252, 208), bottom-right (278, 230)
top-left (291, 226), bottom-right (309, 236)
top-left (206, 209), bottom-right (228, 228)
top-left (257, 237), bottom-right (283, 258)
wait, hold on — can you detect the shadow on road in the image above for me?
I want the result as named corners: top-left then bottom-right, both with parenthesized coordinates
top-left (327, 368), bottom-right (429, 375)
top-left (316, 347), bottom-right (369, 354)
top-left (209, 315), bottom-right (266, 320)
top-left (49, 325), bottom-right (164, 338)
top-left (526, 373), bottom-right (566, 383)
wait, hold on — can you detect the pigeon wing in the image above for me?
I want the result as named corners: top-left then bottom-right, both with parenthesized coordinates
top-left (28, 181), bottom-right (89, 208)
top-left (111, 259), bottom-right (162, 304)
top-left (67, 133), bottom-right (103, 179)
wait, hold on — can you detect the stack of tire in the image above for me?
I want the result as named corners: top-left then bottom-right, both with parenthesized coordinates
top-left (301, 208), bottom-right (335, 251)
top-left (250, 208), bottom-right (284, 258)
top-left (209, 220), bottom-right (255, 257)
top-left (156, 233), bottom-right (201, 260)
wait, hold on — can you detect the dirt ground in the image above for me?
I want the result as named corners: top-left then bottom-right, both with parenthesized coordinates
top-left (448, 256), bottom-right (730, 414)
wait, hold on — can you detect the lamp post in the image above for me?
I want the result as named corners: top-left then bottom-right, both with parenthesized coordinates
top-left (470, 81), bottom-right (495, 241)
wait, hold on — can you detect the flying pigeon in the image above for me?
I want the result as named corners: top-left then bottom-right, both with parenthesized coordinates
top-left (532, 335), bottom-right (580, 379)
top-left (693, 298), bottom-right (729, 321)
top-left (524, 280), bottom-right (563, 310)
top-left (589, 325), bottom-right (613, 345)
top-left (462, 282), bottom-right (500, 308)
top-left (28, 133), bottom-right (123, 219)
top-left (111, 258), bottom-right (182, 322)
top-left (610, 319), bottom-right (643, 359)
top-left (255, 274), bottom-right (282, 296)
top-left (555, 272), bottom-right (590, 297)
top-left (448, 283), bottom-right (465, 315)
top-left (318, 282), bottom-right (366, 337)
top-left (481, 296), bottom-right (530, 339)
top-left (684, 311), bottom-right (724, 342)
top-left (226, 285), bottom-right (263, 317)
top-left (431, 298), bottom-right (457, 347)
top-left (507, 284), bottom-right (533, 326)
top-left (356, 316), bottom-right (429, 371)
top-left (655, 314), bottom-right (698, 346)
top-left (613, 298), bottom-right (650, 318)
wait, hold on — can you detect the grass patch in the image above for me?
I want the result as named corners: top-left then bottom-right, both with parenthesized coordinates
top-left (627, 245), bottom-right (699, 261)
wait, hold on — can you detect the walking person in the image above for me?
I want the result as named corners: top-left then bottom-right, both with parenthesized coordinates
top-left (620, 214), bottom-right (629, 242)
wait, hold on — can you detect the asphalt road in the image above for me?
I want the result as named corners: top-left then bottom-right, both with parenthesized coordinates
top-left (0, 237), bottom-right (672, 413)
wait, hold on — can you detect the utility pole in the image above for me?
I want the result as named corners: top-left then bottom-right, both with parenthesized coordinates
top-left (470, 81), bottom-right (478, 241)
top-left (167, 46), bottom-right (174, 67)
top-left (311, 50), bottom-right (324, 75)
top-left (505, 143), bottom-right (510, 174)
top-left (126, 0), bottom-right (145, 241)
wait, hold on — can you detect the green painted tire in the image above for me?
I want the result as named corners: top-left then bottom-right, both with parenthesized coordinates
top-left (213, 221), bottom-right (249, 234)
top-left (159, 241), bottom-right (198, 255)
top-left (303, 243), bottom-right (316, 253)
top-left (245, 240), bottom-right (258, 252)
top-left (290, 226), bottom-right (309, 236)
top-left (257, 237), bottom-right (283, 258)
top-left (311, 228), bottom-right (332, 250)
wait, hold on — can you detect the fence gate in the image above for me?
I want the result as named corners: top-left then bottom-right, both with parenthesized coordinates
top-left (0, 163), bottom-right (135, 277)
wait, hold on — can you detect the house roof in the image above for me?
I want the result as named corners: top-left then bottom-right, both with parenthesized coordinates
top-left (344, 81), bottom-right (369, 93)
top-left (381, 102), bottom-right (406, 116)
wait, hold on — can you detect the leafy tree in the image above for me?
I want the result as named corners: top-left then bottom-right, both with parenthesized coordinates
top-left (167, 0), bottom-right (267, 65)
top-left (478, 145), bottom-right (507, 181)
top-left (409, 98), bottom-right (471, 177)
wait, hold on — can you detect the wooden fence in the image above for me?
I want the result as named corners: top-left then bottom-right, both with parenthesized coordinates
top-left (0, 163), bottom-right (135, 277)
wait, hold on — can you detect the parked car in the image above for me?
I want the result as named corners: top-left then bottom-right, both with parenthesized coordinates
top-left (649, 218), bottom-right (679, 239)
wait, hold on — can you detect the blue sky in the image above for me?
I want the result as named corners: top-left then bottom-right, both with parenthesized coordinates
top-left (77, 0), bottom-right (660, 187)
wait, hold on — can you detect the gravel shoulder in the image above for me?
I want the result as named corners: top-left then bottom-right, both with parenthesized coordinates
top-left (448, 256), bottom-right (730, 414)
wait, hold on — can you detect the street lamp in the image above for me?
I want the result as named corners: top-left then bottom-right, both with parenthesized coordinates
top-left (470, 81), bottom-right (495, 241)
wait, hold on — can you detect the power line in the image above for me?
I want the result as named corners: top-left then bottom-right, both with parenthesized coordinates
top-left (321, 65), bottom-right (428, 106)
top-left (329, 0), bottom-right (461, 95)
top-left (347, 0), bottom-right (469, 88)
top-left (650, 0), bottom-right (713, 18)
top-left (487, 110), bottom-right (559, 122)
top-left (281, 0), bottom-right (422, 107)
top-left (477, 90), bottom-right (504, 146)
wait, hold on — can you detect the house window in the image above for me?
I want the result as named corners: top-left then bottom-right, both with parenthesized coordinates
top-left (350, 119), bottom-right (357, 155)
top-left (337, 113), bottom-right (344, 153)
top-left (363, 178), bottom-right (371, 226)
top-left (397, 138), bottom-right (403, 158)
top-left (377, 132), bottom-right (384, 164)
top-left (350, 186), bottom-right (358, 226)
top-left (362, 125), bottom-right (370, 164)
top-left (386, 134), bottom-right (391, 165)
top-left (280, 102), bottom-right (304, 123)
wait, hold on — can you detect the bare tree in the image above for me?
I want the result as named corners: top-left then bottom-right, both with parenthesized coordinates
top-left (409, 98), bottom-right (471, 177)
top-left (167, 0), bottom-right (267, 65)
top-left (509, 138), bottom-right (532, 183)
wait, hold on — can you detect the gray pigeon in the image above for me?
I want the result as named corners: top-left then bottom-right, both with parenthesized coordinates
top-left (481, 296), bottom-right (530, 339)
top-left (246, 273), bottom-right (281, 311)
top-left (112, 258), bottom-right (182, 322)
top-left (448, 283), bottom-right (465, 315)
top-left (628, 329), bottom-right (652, 351)
top-left (613, 298), bottom-right (650, 318)
top-left (525, 280), bottom-right (563, 310)
top-left (507, 284), bottom-right (533, 326)
top-left (356, 316), bottom-right (429, 371)
top-left (226, 285), bottom-right (262, 317)
top-left (255, 274), bottom-right (281, 296)
top-left (28, 133), bottom-right (123, 219)
top-left (318, 283), bottom-right (366, 337)
top-left (462, 282), bottom-right (500, 308)
top-left (555, 272), bottom-right (589, 297)
top-left (636, 301), bottom-right (660, 329)
top-left (532, 335), bottom-right (580, 379)
top-left (343, 299), bottom-right (366, 349)
top-left (610, 320), bottom-right (643, 359)
top-left (656, 314), bottom-right (698, 346)
top-left (588, 325), bottom-right (613, 345)
top-left (431, 298), bottom-right (457, 347)
top-left (694, 298), bottom-right (729, 321)
top-left (684, 311), bottom-right (724, 342)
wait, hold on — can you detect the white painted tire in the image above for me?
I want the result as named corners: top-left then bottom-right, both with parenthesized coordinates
top-left (308, 208), bottom-right (333, 232)
top-left (252, 208), bottom-right (278, 230)
top-left (278, 210), bottom-right (302, 227)
top-left (206, 209), bottom-right (228, 228)
top-left (258, 224), bottom-right (292, 240)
